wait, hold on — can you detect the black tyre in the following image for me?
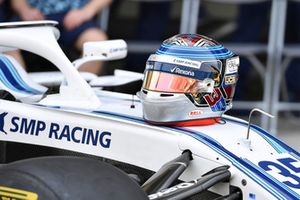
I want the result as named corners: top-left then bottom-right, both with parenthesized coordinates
top-left (0, 156), bottom-right (148, 200)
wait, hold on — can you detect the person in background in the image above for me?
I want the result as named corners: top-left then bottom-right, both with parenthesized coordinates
top-left (123, 1), bottom-right (171, 73)
top-left (0, 0), bottom-right (26, 67)
top-left (11, 0), bottom-right (112, 75)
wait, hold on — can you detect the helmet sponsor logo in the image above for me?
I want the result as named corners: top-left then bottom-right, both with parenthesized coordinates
top-left (188, 110), bottom-right (203, 117)
top-left (148, 54), bottom-right (201, 69)
top-left (225, 74), bottom-right (237, 85)
top-left (172, 58), bottom-right (200, 69)
top-left (171, 67), bottom-right (195, 77)
top-left (225, 57), bottom-right (239, 74)
top-left (146, 63), bottom-right (154, 70)
top-left (204, 88), bottom-right (226, 112)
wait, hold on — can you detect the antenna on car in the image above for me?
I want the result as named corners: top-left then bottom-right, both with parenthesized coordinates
top-left (246, 108), bottom-right (274, 140)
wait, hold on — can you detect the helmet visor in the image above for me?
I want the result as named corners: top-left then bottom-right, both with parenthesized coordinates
top-left (142, 54), bottom-right (221, 93)
top-left (143, 71), bottom-right (215, 93)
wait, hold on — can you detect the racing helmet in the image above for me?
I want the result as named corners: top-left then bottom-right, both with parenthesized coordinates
top-left (138, 34), bottom-right (239, 126)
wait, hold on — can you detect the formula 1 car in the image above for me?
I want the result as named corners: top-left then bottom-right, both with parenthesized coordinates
top-left (0, 21), bottom-right (300, 200)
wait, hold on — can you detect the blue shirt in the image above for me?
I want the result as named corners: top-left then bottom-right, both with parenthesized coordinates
top-left (27, 0), bottom-right (89, 15)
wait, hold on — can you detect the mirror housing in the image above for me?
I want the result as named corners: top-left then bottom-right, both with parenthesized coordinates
top-left (84, 39), bottom-right (127, 60)
top-left (73, 40), bottom-right (127, 69)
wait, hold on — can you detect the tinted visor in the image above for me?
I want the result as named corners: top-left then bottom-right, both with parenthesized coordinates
top-left (142, 55), bottom-right (222, 93)
top-left (143, 71), bottom-right (199, 93)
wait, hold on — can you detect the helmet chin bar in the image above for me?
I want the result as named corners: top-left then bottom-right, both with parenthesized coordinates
top-left (138, 90), bottom-right (225, 126)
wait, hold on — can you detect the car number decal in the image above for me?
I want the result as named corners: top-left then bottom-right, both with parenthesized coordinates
top-left (259, 156), bottom-right (300, 189)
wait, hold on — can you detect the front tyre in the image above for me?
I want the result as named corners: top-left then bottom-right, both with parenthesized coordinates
top-left (0, 156), bottom-right (148, 200)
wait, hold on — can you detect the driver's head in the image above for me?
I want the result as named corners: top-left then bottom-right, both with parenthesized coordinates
top-left (138, 34), bottom-right (239, 126)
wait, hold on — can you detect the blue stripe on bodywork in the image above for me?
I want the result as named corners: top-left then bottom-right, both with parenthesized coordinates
top-left (223, 116), bottom-right (299, 157)
top-left (87, 110), bottom-right (298, 199)
top-left (1, 57), bottom-right (36, 92)
top-left (0, 55), bottom-right (43, 95)
top-left (244, 159), bottom-right (300, 199)
top-left (175, 126), bottom-right (296, 199)
top-left (35, 104), bottom-right (298, 199)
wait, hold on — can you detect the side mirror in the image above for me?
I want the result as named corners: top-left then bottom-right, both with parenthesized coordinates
top-left (73, 39), bottom-right (127, 69)
top-left (84, 39), bottom-right (127, 60)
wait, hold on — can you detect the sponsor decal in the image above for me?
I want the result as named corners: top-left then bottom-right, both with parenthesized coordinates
top-left (2, 114), bottom-right (112, 148)
top-left (172, 58), bottom-right (200, 69)
top-left (188, 110), bottom-right (203, 117)
top-left (109, 47), bottom-right (127, 54)
top-left (170, 67), bottom-right (195, 77)
top-left (0, 186), bottom-right (38, 200)
top-left (225, 74), bottom-right (237, 85)
top-left (146, 62), bottom-right (154, 70)
top-left (204, 88), bottom-right (226, 112)
top-left (148, 54), bottom-right (201, 69)
top-left (149, 181), bottom-right (197, 199)
top-left (259, 156), bottom-right (300, 189)
top-left (225, 57), bottom-right (239, 74)
top-left (0, 112), bottom-right (8, 134)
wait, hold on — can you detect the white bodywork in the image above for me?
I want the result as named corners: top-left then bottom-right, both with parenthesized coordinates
top-left (0, 21), bottom-right (100, 109)
top-left (0, 21), bottom-right (300, 200)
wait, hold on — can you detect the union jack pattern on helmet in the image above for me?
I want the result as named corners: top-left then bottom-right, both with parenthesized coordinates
top-left (165, 34), bottom-right (218, 47)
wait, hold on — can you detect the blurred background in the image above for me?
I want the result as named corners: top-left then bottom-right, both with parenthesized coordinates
top-left (1, 0), bottom-right (300, 150)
